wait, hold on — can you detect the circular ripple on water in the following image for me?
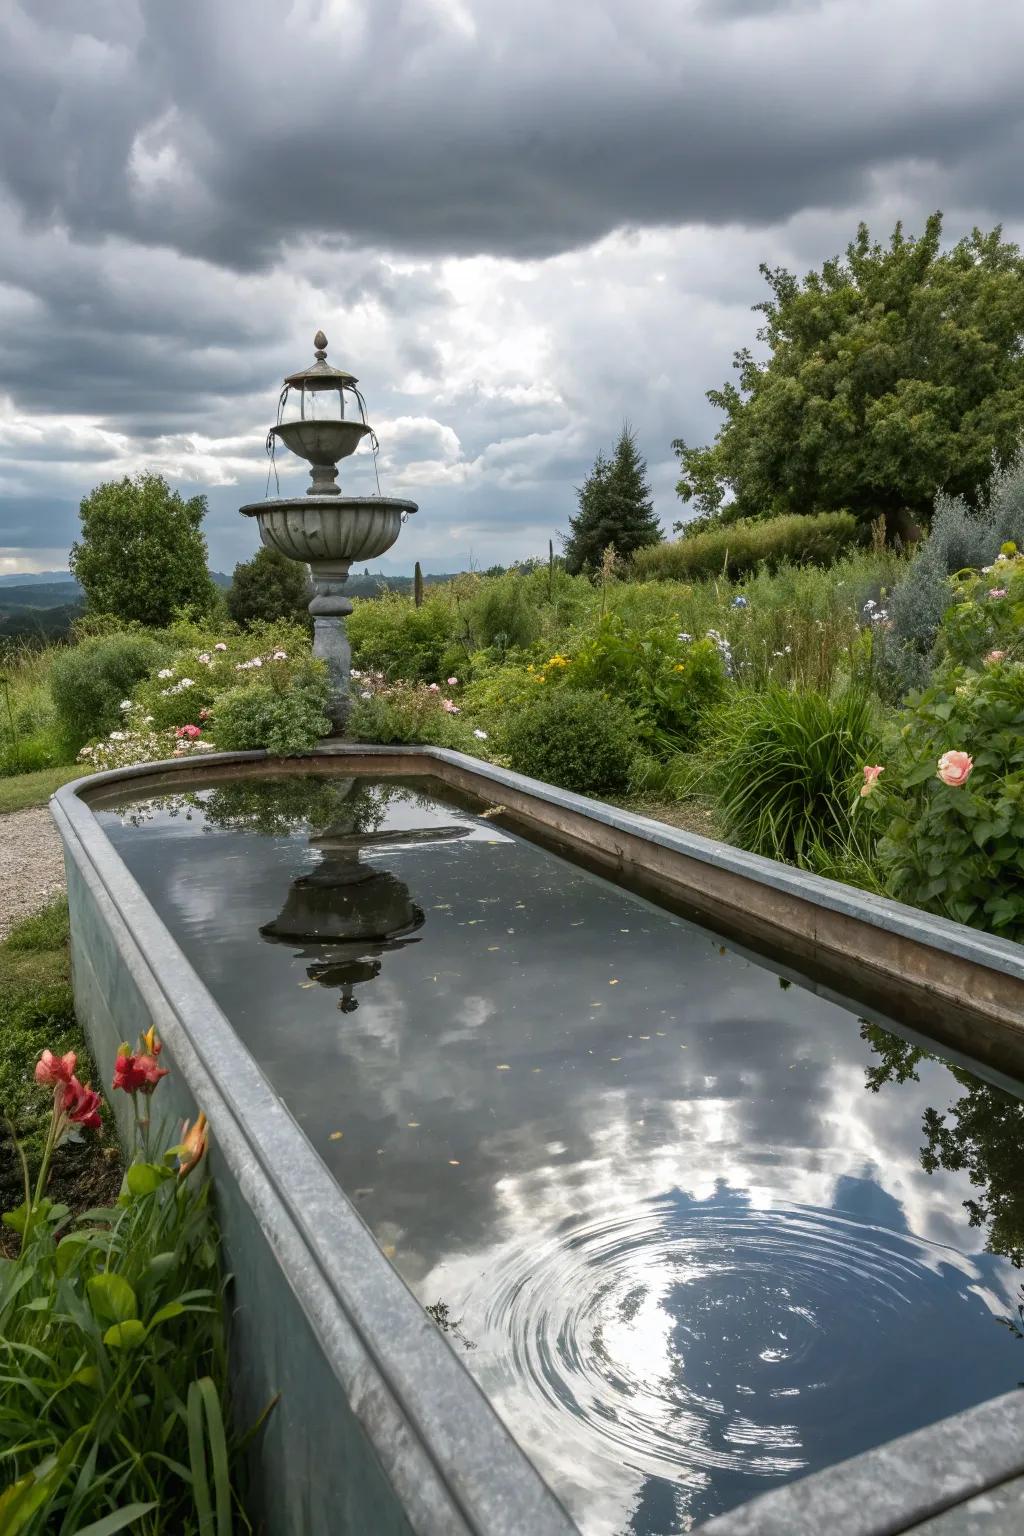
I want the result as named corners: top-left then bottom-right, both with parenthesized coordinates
top-left (472, 1195), bottom-right (968, 1490)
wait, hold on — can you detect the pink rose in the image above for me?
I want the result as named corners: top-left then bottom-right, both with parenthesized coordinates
top-left (35, 1048), bottom-right (77, 1086)
top-left (937, 750), bottom-right (973, 787)
top-left (987, 588), bottom-right (1008, 599)
top-left (428, 683), bottom-right (440, 692)
top-left (860, 764), bottom-right (884, 797)
top-left (176, 724), bottom-right (201, 739)
top-left (447, 676), bottom-right (459, 686)
top-left (985, 649), bottom-right (1007, 665)
top-left (442, 698), bottom-right (459, 713)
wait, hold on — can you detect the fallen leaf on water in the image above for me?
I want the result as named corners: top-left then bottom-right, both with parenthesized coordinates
top-left (381, 1243), bottom-right (397, 1259)
top-left (487, 946), bottom-right (501, 951)
top-left (299, 981), bottom-right (317, 989)
top-left (480, 804), bottom-right (507, 819)
top-left (639, 1034), bottom-right (651, 1040)
top-left (496, 1064), bottom-right (511, 1071)
top-left (532, 1067), bottom-right (542, 1073)
top-left (407, 1121), bottom-right (420, 1128)
top-left (448, 1159), bottom-right (461, 1166)
top-left (610, 1056), bottom-right (621, 1063)
top-left (656, 1031), bottom-right (666, 1037)
top-left (329, 1131), bottom-right (343, 1141)
top-left (609, 979), bottom-right (619, 986)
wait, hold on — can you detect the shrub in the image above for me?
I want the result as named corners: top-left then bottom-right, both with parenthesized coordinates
top-left (631, 511), bottom-right (860, 582)
top-left (347, 590), bottom-right (458, 681)
top-left (459, 664), bottom-right (546, 749)
top-left (875, 465), bottom-right (1024, 700)
top-left (708, 685), bottom-right (878, 865)
top-left (504, 687), bottom-right (639, 794)
top-left (210, 677), bottom-right (331, 755)
top-left (560, 616), bottom-right (726, 749)
top-left (49, 632), bottom-right (167, 747)
top-left (227, 545), bottom-right (311, 628)
top-left (867, 661), bottom-right (1024, 938)
top-left (347, 679), bottom-right (476, 750)
top-left (938, 549), bottom-right (1024, 670)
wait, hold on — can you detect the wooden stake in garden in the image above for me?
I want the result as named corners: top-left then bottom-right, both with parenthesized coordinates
top-left (414, 561), bottom-right (423, 608)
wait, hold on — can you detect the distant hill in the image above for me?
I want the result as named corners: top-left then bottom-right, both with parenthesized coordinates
top-left (0, 571), bottom-right (76, 587)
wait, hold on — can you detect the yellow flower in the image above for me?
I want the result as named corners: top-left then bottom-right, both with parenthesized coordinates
top-left (674, 664), bottom-right (685, 672)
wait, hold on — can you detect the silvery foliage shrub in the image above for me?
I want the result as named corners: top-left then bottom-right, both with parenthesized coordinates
top-left (876, 457), bottom-right (1024, 701)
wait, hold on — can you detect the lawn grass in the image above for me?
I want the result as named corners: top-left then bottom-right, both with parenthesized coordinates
top-left (0, 762), bottom-right (87, 814)
top-left (0, 896), bottom-right (121, 1241)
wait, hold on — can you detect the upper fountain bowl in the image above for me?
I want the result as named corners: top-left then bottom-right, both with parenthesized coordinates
top-left (271, 419), bottom-right (371, 467)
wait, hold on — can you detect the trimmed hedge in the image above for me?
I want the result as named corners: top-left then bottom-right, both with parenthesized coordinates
top-left (631, 511), bottom-right (861, 582)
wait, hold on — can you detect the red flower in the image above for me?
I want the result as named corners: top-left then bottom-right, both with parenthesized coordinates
top-left (61, 1076), bottom-right (102, 1130)
top-left (35, 1048), bottom-right (77, 1086)
top-left (113, 1041), bottom-right (169, 1096)
top-left (176, 724), bottom-right (201, 740)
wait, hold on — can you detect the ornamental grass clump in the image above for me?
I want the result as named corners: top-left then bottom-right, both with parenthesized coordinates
top-left (0, 1028), bottom-right (251, 1533)
top-left (708, 685), bottom-right (878, 867)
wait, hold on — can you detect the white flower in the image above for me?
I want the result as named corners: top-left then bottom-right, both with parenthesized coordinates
top-left (351, 669), bottom-right (362, 679)
top-left (997, 552), bottom-right (1009, 562)
top-left (144, 715), bottom-right (154, 724)
top-left (78, 745), bottom-right (94, 758)
top-left (473, 729), bottom-right (488, 740)
top-left (360, 689), bottom-right (372, 699)
top-left (157, 668), bottom-right (173, 679)
top-left (863, 599), bottom-right (876, 612)
top-left (677, 632), bottom-right (692, 643)
top-left (119, 699), bottom-right (132, 711)
top-left (784, 645), bottom-right (792, 654)
top-left (109, 730), bottom-right (126, 741)
top-left (214, 642), bottom-right (228, 652)
top-left (197, 652), bottom-right (211, 665)
top-left (272, 650), bottom-right (288, 661)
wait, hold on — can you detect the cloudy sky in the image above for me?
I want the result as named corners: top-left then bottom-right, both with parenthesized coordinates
top-left (2, 0), bottom-right (1023, 576)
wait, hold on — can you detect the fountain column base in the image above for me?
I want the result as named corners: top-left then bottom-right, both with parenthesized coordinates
top-left (309, 560), bottom-right (354, 735)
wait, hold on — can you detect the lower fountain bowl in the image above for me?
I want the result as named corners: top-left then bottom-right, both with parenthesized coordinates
top-left (240, 495), bottom-right (417, 566)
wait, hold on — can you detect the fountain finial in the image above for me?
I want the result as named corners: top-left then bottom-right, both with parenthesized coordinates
top-left (313, 329), bottom-right (328, 360)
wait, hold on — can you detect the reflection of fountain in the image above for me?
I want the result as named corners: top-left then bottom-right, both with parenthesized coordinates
top-left (260, 824), bottom-right (470, 1012)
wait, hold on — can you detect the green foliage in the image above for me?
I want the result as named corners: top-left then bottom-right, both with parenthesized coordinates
top-left (0, 900), bottom-right (90, 1211)
top-left (675, 214), bottom-right (1024, 532)
top-left (347, 590), bottom-right (458, 682)
top-left (459, 664), bottom-right (550, 749)
top-left (347, 681), bottom-right (476, 750)
top-left (632, 511), bottom-right (860, 582)
top-left (50, 632), bottom-right (167, 748)
top-left (70, 474), bottom-right (217, 627)
top-left (0, 1154), bottom-right (241, 1531)
top-left (463, 569), bottom-right (543, 652)
top-left (708, 686), bottom-right (878, 865)
top-left (226, 546), bottom-right (311, 629)
top-left (558, 616), bottom-right (726, 749)
top-left (563, 425), bottom-right (662, 574)
top-left (938, 553), bottom-right (1024, 670)
top-left (0, 765), bottom-right (84, 813)
top-left (869, 662), bottom-right (1024, 938)
top-left (875, 470), bottom-right (1024, 700)
top-left (210, 676), bottom-right (331, 755)
top-left (503, 687), bottom-right (639, 794)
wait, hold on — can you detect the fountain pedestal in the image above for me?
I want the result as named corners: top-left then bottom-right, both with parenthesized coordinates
top-left (239, 333), bottom-right (418, 735)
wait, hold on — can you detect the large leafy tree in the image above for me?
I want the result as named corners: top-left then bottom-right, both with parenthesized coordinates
top-left (227, 545), bottom-right (311, 628)
top-left (563, 425), bottom-right (662, 574)
top-left (674, 214), bottom-right (1024, 539)
top-left (70, 473), bottom-right (216, 626)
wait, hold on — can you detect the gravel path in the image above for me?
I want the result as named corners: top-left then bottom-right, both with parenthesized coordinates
top-left (0, 807), bottom-right (67, 940)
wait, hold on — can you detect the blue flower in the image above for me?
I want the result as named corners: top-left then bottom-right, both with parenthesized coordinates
top-left (731, 595), bottom-right (749, 609)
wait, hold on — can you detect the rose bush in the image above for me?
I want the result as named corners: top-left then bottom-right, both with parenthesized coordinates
top-left (864, 659), bottom-right (1024, 937)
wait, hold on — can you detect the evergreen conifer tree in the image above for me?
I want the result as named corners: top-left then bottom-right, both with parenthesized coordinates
top-left (563, 425), bottom-right (662, 574)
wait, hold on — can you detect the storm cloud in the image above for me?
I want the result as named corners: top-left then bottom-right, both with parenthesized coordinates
top-left (2, 0), bottom-right (1023, 573)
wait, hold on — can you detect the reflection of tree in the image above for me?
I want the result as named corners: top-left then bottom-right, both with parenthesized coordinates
top-left (861, 1023), bottom-right (1024, 1267)
top-left (112, 774), bottom-right (432, 838)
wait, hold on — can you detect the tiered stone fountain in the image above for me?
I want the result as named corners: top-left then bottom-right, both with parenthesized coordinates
top-left (240, 332), bottom-right (417, 733)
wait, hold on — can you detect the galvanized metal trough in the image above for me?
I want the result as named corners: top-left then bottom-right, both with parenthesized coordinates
top-left (51, 745), bottom-right (1024, 1536)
